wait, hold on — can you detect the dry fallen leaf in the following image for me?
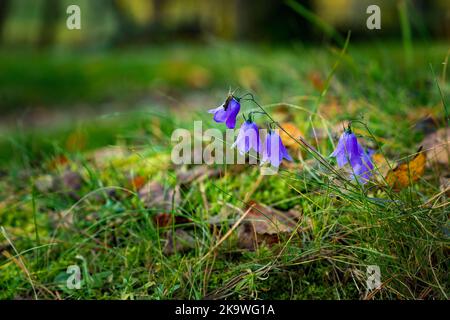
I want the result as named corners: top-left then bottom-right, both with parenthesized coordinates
top-left (279, 122), bottom-right (303, 150)
top-left (153, 213), bottom-right (191, 228)
top-left (385, 147), bottom-right (426, 190)
top-left (407, 105), bottom-right (443, 134)
top-left (138, 181), bottom-right (180, 211)
top-left (412, 115), bottom-right (440, 134)
top-left (176, 165), bottom-right (219, 184)
top-left (175, 164), bottom-right (242, 185)
top-left (421, 127), bottom-right (449, 168)
top-left (163, 229), bottom-right (196, 255)
top-left (237, 201), bottom-right (303, 251)
top-left (372, 153), bottom-right (392, 178)
top-left (439, 174), bottom-right (450, 197)
top-left (206, 205), bottom-right (236, 226)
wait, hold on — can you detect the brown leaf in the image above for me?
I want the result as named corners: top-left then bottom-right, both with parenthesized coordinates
top-left (372, 153), bottom-right (392, 178)
top-left (138, 181), bottom-right (180, 211)
top-left (421, 127), bottom-right (449, 167)
top-left (238, 223), bottom-right (279, 250)
top-left (176, 165), bottom-right (222, 184)
top-left (413, 115), bottom-right (440, 134)
top-left (206, 206), bottom-right (236, 226)
top-left (153, 213), bottom-right (191, 228)
top-left (385, 147), bottom-right (426, 190)
top-left (439, 174), bottom-right (450, 197)
top-left (407, 106), bottom-right (442, 134)
top-left (163, 229), bottom-right (196, 255)
top-left (237, 201), bottom-right (302, 250)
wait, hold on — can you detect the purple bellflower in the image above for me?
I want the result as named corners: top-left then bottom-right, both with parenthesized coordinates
top-left (208, 95), bottom-right (241, 129)
top-left (232, 120), bottom-right (260, 155)
top-left (352, 149), bottom-right (374, 183)
top-left (330, 128), bottom-right (374, 184)
top-left (261, 130), bottom-right (292, 168)
top-left (330, 129), bottom-right (363, 168)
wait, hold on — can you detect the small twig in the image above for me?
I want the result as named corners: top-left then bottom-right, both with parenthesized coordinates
top-left (197, 205), bottom-right (253, 264)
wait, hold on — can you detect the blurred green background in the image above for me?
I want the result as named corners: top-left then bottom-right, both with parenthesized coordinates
top-left (0, 0), bottom-right (448, 163)
top-left (0, 0), bottom-right (448, 110)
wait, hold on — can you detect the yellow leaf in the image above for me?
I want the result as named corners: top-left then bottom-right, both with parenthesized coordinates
top-left (279, 122), bottom-right (303, 150)
top-left (372, 153), bottom-right (391, 178)
top-left (385, 147), bottom-right (426, 190)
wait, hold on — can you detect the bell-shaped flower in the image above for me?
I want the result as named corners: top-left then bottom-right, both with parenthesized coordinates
top-left (261, 130), bottom-right (292, 168)
top-left (232, 120), bottom-right (260, 155)
top-left (331, 129), bottom-right (374, 184)
top-left (208, 95), bottom-right (240, 129)
top-left (330, 130), bottom-right (364, 168)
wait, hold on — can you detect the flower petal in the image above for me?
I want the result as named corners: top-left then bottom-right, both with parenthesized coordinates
top-left (351, 149), bottom-right (374, 184)
top-left (279, 136), bottom-right (292, 161)
top-left (330, 133), bottom-right (348, 167)
top-left (247, 122), bottom-right (260, 153)
top-left (335, 151), bottom-right (348, 167)
top-left (224, 98), bottom-right (240, 129)
top-left (261, 131), bottom-right (289, 167)
top-left (207, 105), bottom-right (223, 114)
top-left (233, 123), bottom-right (249, 154)
top-left (214, 107), bottom-right (229, 123)
top-left (345, 133), bottom-right (360, 160)
top-left (232, 121), bottom-right (260, 155)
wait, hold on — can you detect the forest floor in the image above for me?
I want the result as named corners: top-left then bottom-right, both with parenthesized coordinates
top-left (0, 42), bottom-right (448, 299)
